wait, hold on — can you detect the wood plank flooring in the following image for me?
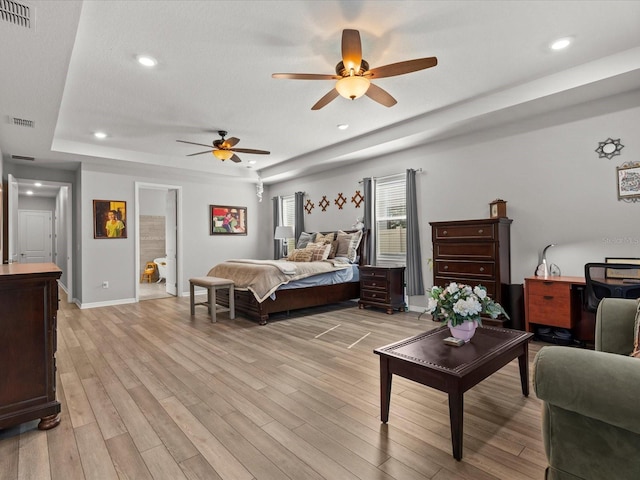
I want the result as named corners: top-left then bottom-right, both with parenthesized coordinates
top-left (0, 296), bottom-right (547, 480)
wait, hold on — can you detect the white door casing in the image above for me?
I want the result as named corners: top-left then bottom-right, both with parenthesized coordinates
top-left (165, 189), bottom-right (177, 296)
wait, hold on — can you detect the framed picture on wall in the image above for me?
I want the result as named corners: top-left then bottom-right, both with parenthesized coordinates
top-left (210, 205), bottom-right (247, 235)
top-left (94, 200), bottom-right (127, 239)
top-left (617, 163), bottom-right (640, 200)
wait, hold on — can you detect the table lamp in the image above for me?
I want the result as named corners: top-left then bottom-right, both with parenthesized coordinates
top-left (274, 225), bottom-right (294, 257)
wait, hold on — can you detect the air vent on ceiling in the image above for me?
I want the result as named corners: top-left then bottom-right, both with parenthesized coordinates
top-left (1, 0), bottom-right (33, 28)
top-left (10, 117), bottom-right (34, 128)
top-left (11, 154), bottom-right (35, 161)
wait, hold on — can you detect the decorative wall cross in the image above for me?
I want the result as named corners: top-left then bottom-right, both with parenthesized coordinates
top-left (319, 196), bottom-right (330, 212)
top-left (351, 190), bottom-right (364, 208)
top-left (304, 198), bottom-right (315, 214)
top-left (334, 193), bottom-right (347, 210)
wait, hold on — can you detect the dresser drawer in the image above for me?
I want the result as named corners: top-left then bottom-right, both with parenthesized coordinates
top-left (434, 223), bottom-right (496, 241)
top-left (434, 242), bottom-right (496, 260)
top-left (526, 295), bottom-right (572, 328)
top-left (434, 260), bottom-right (494, 278)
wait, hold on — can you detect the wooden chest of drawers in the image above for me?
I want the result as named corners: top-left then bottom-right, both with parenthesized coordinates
top-left (358, 266), bottom-right (405, 314)
top-left (430, 218), bottom-right (512, 322)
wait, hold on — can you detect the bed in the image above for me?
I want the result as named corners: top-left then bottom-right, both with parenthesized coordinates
top-left (209, 229), bottom-right (368, 324)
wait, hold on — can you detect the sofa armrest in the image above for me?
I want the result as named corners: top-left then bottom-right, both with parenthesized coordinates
top-left (534, 346), bottom-right (640, 435)
top-left (596, 298), bottom-right (638, 355)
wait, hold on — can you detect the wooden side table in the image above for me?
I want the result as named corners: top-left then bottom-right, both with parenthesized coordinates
top-left (359, 265), bottom-right (405, 314)
top-left (189, 276), bottom-right (235, 322)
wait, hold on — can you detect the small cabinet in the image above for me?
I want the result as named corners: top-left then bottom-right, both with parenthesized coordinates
top-left (0, 263), bottom-right (62, 430)
top-left (359, 266), bottom-right (405, 314)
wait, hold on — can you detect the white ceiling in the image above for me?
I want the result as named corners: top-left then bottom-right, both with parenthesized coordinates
top-left (2, 0), bottom-right (640, 196)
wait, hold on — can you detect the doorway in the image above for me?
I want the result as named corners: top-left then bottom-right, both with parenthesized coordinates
top-left (135, 182), bottom-right (182, 301)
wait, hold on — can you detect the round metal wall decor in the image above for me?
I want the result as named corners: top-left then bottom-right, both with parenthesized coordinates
top-left (595, 138), bottom-right (624, 159)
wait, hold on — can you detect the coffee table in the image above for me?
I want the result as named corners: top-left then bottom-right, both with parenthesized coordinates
top-left (374, 325), bottom-right (533, 460)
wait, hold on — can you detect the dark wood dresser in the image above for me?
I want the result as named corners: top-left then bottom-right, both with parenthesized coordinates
top-left (430, 218), bottom-right (512, 324)
top-left (358, 265), bottom-right (406, 314)
top-left (0, 263), bottom-right (62, 430)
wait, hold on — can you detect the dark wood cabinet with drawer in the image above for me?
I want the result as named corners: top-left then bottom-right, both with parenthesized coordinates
top-left (430, 218), bottom-right (512, 325)
top-left (0, 263), bottom-right (62, 430)
top-left (358, 266), bottom-right (405, 314)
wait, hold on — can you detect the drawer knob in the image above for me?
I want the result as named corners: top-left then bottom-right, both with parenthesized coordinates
top-left (372, 282), bottom-right (377, 286)
top-left (442, 230), bottom-right (448, 235)
top-left (372, 294), bottom-right (377, 297)
top-left (478, 229), bottom-right (484, 234)
top-left (443, 265), bottom-right (449, 270)
top-left (479, 267), bottom-right (485, 272)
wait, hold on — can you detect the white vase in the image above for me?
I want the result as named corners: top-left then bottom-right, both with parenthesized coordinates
top-left (447, 319), bottom-right (478, 343)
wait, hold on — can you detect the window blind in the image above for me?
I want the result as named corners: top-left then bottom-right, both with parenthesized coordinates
top-left (375, 175), bottom-right (406, 266)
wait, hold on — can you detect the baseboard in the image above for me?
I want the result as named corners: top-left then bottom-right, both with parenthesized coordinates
top-left (78, 298), bottom-right (137, 309)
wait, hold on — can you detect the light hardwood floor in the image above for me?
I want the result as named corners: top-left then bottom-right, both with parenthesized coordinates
top-left (0, 296), bottom-right (547, 480)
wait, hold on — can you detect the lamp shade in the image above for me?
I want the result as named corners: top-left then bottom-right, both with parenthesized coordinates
top-left (274, 225), bottom-right (294, 239)
top-left (213, 149), bottom-right (234, 161)
top-left (335, 75), bottom-right (370, 100)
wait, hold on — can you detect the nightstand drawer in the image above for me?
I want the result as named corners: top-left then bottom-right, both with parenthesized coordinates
top-left (362, 279), bottom-right (388, 291)
top-left (360, 289), bottom-right (390, 303)
top-left (360, 268), bottom-right (389, 281)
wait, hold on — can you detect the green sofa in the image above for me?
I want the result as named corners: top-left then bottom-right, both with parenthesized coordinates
top-left (533, 298), bottom-right (640, 480)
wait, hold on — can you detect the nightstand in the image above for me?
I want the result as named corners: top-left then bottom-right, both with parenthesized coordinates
top-left (359, 265), bottom-right (405, 314)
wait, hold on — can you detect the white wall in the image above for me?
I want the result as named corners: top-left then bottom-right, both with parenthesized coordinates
top-left (268, 90), bottom-right (640, 308)
top-left (80, 164), bottom-right (263, 306)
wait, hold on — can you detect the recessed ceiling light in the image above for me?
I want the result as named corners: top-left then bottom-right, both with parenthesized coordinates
top-left (248, 160), bottom-right (257, 165)
top-left (136, 55), bottom-right (158, 67)
top-left (550, 37), bottom-right (573, 51)
top-left (26, 190), bottom-right (33, 195)
top-left (337, 124), bottom-right (349, 130)
top-left (94, 131), bottom-right (108, 139)
top-left (34, 182), bottom-right (42, 187)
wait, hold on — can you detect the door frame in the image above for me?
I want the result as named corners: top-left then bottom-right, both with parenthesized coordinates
top-left (134, 182), bottom-right (183, 301)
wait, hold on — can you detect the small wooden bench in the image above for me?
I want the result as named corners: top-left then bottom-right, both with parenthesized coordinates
top-left (189, 276), bottom-right (235, 322)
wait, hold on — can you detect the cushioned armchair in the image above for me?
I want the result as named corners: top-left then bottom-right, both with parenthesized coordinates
top-left (533, 298), bottom-right (640, 480)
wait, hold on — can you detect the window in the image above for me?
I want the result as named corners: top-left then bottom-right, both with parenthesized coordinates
top-left (375, 175), bottom-right (406, 266)
top-left (281, 195), bottom-right (296, 252)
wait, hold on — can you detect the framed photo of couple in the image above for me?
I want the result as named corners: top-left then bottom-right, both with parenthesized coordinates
top-left (210, 205), bottom-right (247, 235)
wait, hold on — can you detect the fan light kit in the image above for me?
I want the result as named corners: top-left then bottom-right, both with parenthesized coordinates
top-left (177, 130), bottom-right (270, 163)
top-left (273, 29), bottom-right (437, 110)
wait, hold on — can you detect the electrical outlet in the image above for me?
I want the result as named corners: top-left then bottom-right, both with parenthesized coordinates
top-left (102, 281), bottom-right (109, 288)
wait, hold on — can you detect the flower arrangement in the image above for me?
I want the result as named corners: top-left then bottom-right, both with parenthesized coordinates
top-left (426, 282), bottom-right (509, 327)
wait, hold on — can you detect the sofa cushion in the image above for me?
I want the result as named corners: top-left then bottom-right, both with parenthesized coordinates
top-left (632, 299), bottom-right (640, 358)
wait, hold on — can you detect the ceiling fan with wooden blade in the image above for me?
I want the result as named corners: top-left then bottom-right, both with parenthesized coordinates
top-left (176, 130), bottom-right (270, 163)
top-left (272, 29), bottom-right (437, 110)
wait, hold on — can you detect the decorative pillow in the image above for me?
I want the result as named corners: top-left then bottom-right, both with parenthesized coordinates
top-left (305, 242), bottom-right (332, 261)
top-left (287, 248), bottom-right (314, 262)
top-left (336, 230), bottom-right (363, 263)
top-left (296, 231), bottom-right (316, 249)
top-left (327, 240), bottom-right (338, 259)
top-left (631, 299), bottom-right (640, 358)
top-left (315, 232), bottom-right (335, 244)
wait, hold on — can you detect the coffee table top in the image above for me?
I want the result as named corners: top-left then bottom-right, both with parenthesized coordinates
top-left (374, 326), bottom-right (533, 377)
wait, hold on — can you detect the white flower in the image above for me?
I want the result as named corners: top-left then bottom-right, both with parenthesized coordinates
top-left (426, 297), bottom-right (438, 313)
top-left (453, 297), bottom-right (482, 317)
top-left (473, 286), bottom-right (487, 299)
top-left (446, 283), bottom-right (459, 294)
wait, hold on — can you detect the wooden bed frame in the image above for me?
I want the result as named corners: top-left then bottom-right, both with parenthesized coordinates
top-left (215, 229), bottom-right (368, 325)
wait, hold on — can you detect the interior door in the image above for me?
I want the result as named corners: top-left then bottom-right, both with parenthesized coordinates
top-left (18, 210), bottom-right (52, 263)
top-left (165, 189), bottom-right (177, 296)
top-left (7, 174), bottom-right (18, 263)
